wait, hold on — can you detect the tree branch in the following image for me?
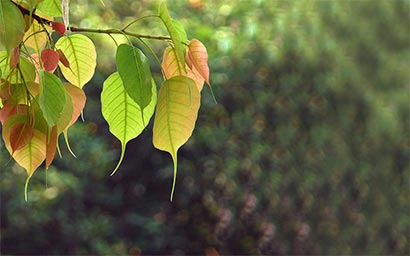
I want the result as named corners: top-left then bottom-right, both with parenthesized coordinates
top-left (12, 0), bottom-right (171, 42)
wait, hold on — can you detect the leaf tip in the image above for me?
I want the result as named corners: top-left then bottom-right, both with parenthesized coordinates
top-left (110, 143), bottom-right (126, 176)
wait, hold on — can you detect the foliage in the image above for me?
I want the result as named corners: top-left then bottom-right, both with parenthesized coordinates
top-left (0, 0), bottom-right (211, 200)
top-left (1, 0), bottom-right (409, 255)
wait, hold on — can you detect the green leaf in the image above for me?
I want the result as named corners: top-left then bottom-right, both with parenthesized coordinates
top-left (0, 0), bottom-right (25, 52)
top-left (116, 44), bottom-right (153, 115)
top-left (152, 76), bottom-right (200, 201)
top-left (38, 71), bottom-right (66, 127)
top-left (101, 72), bottom-right (157, 175)
top-left (37, 0), bottom-right (62, 17)
top-left (158, 2), bottom-right (187, 74)
top-left (55, 34), bottom-right (97, 88)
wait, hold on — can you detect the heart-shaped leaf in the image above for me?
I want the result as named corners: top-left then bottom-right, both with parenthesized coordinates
top-left (101, 72), bottom-right (157, 175)
top-left (188, 39), bottom-right (210, 86)
top-left (153, 76), bottom-right (200, 201)
top-left (55, 34), bottom-right (96, 88)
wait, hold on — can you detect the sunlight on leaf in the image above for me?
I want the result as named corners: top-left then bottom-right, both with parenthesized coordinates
top-left (55, 34), bottom-right (97, 88)
top-left (153, 76), bottom-right (200, 201)
top-left (101, 72), bottom-right (157, 175)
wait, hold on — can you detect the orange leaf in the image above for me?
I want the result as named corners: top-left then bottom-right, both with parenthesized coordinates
top-left (51, 22), bottom-right (66, 35)
top-left (45, 126), bottom-right (58, 169)
top-left (10, 123), bottom-right (34, 153)
top-left (188, 39), bottom-right (210, 85)
top-left (162, 47), bottom-right (204, 92)
top-left (64, 83), bottom-right (86, 126)
top-left (41, 49), bottom-right (59, 72)
top-left (57, 49), bottom-right (70, 68)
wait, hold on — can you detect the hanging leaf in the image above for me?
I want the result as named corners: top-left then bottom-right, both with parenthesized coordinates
top-left (36, 0), bottom-right (62, 17)
top-left (188, 39), bottom-right (210, 86)
top-left (162, 47), bottom-right (204, 92)
top-left (101, 72), bottom-right (157, 175)
top-left (55, 34), bottom-right (97, 88)
top-left (45, 125), bottom-right (57, 169)
top-left (38, 70), bottom-right (66, 127)
top-left (23, 20), bottom-right (49, 52)
top-left (0, 0), bottom-right (26, 52)
top-left (2, 114), bottom-right (46, 176)
top-left (41, 49), bottom-right (59, 72)
top-left (51, 21), bottom-right (66, 35)
top-left (153, 76), bottom-right (200, 201)
top-left (116, 44), bottom-right (152, 115)
top-left (63, 83), bottom-right (85, 127)
top-left (158, 2), bottom-right (187, 73)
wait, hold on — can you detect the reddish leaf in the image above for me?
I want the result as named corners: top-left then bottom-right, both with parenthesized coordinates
top-left (188, 39), bottom-right (210, 85)
top-left (10, 47), bottom-right (20, 69)
top-left (0, 104), bottom-right (28, 125)
top-left (41, 49), bottom-right (59, 72)
top-left (0, 79), bottom-right (12, 100)
top-left (57, 49), bottom-right (70, 68)
top-left (162, 47), bottom-right (204, 91)
top-left (51, 22), bottom-right (66, 35)
top-left (10, 123), bottom-right (34, 153)
top-left (45, 126), bottom-right (58, 169)
top-left (64, 83), bottom-right (86, 126)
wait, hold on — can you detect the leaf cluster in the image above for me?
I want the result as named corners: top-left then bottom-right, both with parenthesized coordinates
top-left (0, 0), bottom-right (212, 201)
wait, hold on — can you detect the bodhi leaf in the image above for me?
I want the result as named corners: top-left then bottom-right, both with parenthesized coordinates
top-left (159, 2), bottom-right (187, 74)
top-left (162, 46), bottom-right (204, 92)
top-left (188, 39), bottom-right (210, 86)
top-left (0, 0), bottom-right (25, 52)
top-left (55, 34), bottom-right (97, 88)
top-left (38, 70), bottom-right (66, 127)
top-left (153, 76), bottom-right (200, 201)
top-left (101, 72), bottom-right (156, 175)
top-left (116, 44), bottom-right (152, 116)
top-left (64, 83), bottom-right (86, 127)
top-left (2, 114), bottom-right (46, 178)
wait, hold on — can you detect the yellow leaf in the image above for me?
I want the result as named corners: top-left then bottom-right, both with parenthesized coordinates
top-left (55, 34), bottom-right (96, 88)
top-left (153, 76), bottom-right (200, 201)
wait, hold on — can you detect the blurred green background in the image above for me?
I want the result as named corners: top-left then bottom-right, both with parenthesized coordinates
top-left (1, 0), bottom-right (409, 254)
